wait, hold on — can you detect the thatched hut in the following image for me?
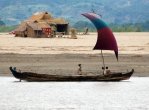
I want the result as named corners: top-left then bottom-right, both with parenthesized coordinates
top-left (14, 21), bottom-right (52, 38)
top-left (26, 21), bottom-right (52, 38)
top-left (14, 12), bottom-right (69, 37)
top-left (14, 12), bottom-right (69, 38)
top-left (14, 22), bottom-right (27, 37)
top-left (49, 18), bottom-right (69, 35)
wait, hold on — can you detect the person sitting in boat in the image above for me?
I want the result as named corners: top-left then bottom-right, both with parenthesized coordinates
top-left (102, 67), bottom-right (105, 75)
top-left (77, 64), bottom-right (82, 75)
top-left (106, 67), bottom-right (111, 75)
top-left (14, 67), bottom-right (16, 71)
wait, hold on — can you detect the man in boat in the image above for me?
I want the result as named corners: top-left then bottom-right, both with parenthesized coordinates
top-left (14, 67), bottom-right (22, 82)
top-left (102, 67), bottom-right (105, 75)
top-left (105, 67), bottom-right (111, 75)
top-left (102, 66), bottom-right (111, 75)
top-left (77, 64), bottom-right (82, 75)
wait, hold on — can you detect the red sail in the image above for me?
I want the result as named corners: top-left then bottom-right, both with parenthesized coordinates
top-left (82, 13), bottom-right (118, 60)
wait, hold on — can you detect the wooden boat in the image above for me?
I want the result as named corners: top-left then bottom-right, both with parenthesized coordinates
top-left (9, 12), bottom-right (134, 81)
top-left (9, 67), bottom-right (134, 82)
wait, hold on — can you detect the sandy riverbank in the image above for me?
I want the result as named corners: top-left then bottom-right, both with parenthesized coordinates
top-left (0, 32), bottom-right (149, 77)
top-left (0, 32), bottom-right (149, 54)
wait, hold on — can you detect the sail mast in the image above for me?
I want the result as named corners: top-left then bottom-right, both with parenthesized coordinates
top-left (101, 50), bottom-right (105, 72)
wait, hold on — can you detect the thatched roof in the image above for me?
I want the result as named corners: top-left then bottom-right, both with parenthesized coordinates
top-left (27, 21), bottom-right (51, 30)
top-left (29, 12), bottom-right (68, 24)
top-left (29, 12), bottom-right (53, 21)
top-left (48, 18), bottom-right (68, 24)
top-left (14, 22), bottom-right (27, 32)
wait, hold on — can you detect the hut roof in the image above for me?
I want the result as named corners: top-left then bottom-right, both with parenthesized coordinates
top-left (27, 21), bottom-right (51, 30)
top-left (29, 12), bottom-right (68, 24)
top-left (48, 18), bottom-right (68, 24)
top-left (29, 12), bottom-right (53, 21)
top-left (14, 22), bottom-right (27, 32)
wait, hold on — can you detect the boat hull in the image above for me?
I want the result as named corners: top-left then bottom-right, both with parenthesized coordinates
top-left (9, 67), bottom-right (134, 82)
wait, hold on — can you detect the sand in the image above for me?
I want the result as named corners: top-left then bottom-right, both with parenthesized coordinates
top-left (0, 32), bottom-right (149, 77)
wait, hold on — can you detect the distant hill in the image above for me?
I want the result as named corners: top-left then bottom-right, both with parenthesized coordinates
top-left (0, 0), bottom-right (149, 26)
top-left (0, 19), bottom-right (5, 26)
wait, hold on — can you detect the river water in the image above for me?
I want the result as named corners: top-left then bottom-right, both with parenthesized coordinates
top-left (0, 77), bottom-right (149, 110)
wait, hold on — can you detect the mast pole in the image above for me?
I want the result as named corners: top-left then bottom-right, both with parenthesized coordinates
top-left (101, 50), bottom-right (105, 74)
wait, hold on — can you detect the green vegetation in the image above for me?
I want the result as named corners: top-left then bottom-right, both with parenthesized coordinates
top-left (0, 19), bottom-right (17, 32)
top-left (0, 20), bottom-right (149, 32)
top-left (109, 23), bottom-right (142, 32)
top-left (0, 25), bottom-right (17, 32)
top-left (73, 20), bottom-right (149, 32)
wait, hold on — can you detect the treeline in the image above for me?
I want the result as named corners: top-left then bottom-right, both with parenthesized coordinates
top-left (109, 21), bottom-right (149, 32)
top-left (0, 20), bottom-right (149, 32)
top-left (73, 20), bottom-right (149, 32)
top-left (0, 19), bottom-right (17, 32)
top-left (0, 25), bottom-right (17, 32)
